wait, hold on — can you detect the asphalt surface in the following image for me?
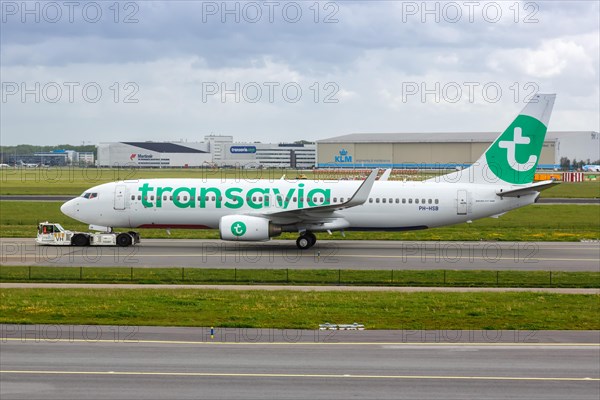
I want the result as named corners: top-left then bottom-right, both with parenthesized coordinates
top-left (2, 238), bottom-right (599, 271)
top-left (1, 325), bottom-right (598, 400)
top-left (2, 195), bottom-right (599, 203)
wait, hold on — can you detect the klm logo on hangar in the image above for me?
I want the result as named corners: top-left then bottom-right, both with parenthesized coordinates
top-left (335, 149), bottom-right (352, 163)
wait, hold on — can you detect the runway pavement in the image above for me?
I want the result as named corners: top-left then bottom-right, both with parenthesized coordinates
top-left (1, 238), bottom-right (599, 271)
top-left (1, 325), bottom-right (598, 400)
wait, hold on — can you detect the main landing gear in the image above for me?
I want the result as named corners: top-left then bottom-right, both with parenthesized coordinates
top-left (296, 232), bottom-right (317, 250)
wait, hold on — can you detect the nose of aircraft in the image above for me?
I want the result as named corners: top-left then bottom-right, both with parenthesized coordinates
top-left (60, 199), bottom-right (78, 219)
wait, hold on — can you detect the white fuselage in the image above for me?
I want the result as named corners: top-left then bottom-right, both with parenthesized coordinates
top-left (61, 179), bottom-right (536, 232)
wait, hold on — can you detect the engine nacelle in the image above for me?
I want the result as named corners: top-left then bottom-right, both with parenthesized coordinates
top-left (219, 215), bottom-right (281, 242)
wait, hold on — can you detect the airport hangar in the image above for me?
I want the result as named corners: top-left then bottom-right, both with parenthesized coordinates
top-left (316, 131), bottom-right (599, 169)
top-left (97, 135), bottom-right (316, 168)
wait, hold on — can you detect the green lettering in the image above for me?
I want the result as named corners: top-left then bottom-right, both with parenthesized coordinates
top-left (224, 187), bottom-right (243, 209)
top-left (173, 187), bottom-right (196, 208)
top-left (307, 188), bottom-right (331, 207)
top-left (155, 186), bottom-right (173, 208)
top-left (139, 183), bottom-right (154, 208)
top-left (272, 187), bottom-right (296, 209)
top-left (200, 187), bottom-right (222, 208)
top-left (298, 183), bottom-right (304, 208)
top-left (247, 188), bottom-right (269, 209)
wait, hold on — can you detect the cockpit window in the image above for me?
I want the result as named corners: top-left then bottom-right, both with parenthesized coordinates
top-left (82, 192), bottom-right (98, 199)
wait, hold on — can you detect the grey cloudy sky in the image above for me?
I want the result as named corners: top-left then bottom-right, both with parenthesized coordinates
top-left (1, 0), bottom-right (598, 145)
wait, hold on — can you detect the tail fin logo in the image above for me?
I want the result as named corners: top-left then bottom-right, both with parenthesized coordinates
top-left (498, 127), bottom-right (537, 172)
top-left (485, 115), bottom-right (546, 184)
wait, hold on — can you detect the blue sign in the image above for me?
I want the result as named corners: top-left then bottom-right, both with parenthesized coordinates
top-left (335, 148), bottom-right (352, 163)
top-left (230, 146), bottom-right (257, 154)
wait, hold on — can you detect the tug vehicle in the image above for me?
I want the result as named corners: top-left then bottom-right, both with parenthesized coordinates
top-left (35, 222), bottom-right (139, 247)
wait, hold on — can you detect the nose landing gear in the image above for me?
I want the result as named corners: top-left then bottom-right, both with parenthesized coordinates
top-left (296, 232), bottom-right (317, 250)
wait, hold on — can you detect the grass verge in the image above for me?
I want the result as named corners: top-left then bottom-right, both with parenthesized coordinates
top-left (1, 201), bottom-right (599, 241)
top-left (1, 266), bottom-right (599, 288)
top-left (0, 288), bottom-right (597, 330)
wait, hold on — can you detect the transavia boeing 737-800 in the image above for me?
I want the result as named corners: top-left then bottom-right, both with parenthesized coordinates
top-left (61, 94), bottom-right (557, 249)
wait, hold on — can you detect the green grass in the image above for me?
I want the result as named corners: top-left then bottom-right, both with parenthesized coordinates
top-left (1, 201), bottom-right (598, 241)
top-left (1, 288), bottom-right (597, 329)
top-left (1, 167), bottom-right (598, 196)
top-left (543, 181), bottom-right (600, 198)
top-left (1, 266), bottom-right (598, 288)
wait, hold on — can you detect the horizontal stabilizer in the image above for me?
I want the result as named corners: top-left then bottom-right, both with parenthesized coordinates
top-left (497, 180), bottom-right (560, 197)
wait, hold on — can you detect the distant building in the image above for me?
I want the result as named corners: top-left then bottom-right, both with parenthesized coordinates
top-left (316, 131), bottom-right (599, 169)
top-left (97, 136), bottom-right (316, 168)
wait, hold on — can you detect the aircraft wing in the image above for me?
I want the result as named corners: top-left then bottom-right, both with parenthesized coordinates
top-left (254, 169), bottom-right (379, 221)
top-left (497, 180), bottom-right (560, 198)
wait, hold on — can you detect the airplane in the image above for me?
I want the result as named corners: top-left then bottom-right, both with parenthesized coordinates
top-left (61, 94), bottom-right (557, 249)
top-left (0, 163), bottom-right (11, 168)
top-left (19, 161), bottom-right (38, 168)
top-left (582, 165), bottom-right (600, 172)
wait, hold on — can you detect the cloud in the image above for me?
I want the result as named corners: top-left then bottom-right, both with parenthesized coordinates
top-left (1, 1), bottom-right (598, 145)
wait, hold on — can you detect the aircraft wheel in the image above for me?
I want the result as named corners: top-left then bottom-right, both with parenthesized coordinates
top-left (305, 232), bottom-right (317, 247)
top-left (116, 233), bottom-right (133, 247)
top-left (296, 235), bottom-right (312, 250)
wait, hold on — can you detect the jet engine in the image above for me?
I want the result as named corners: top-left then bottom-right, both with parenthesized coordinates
top-left (219, 215), bottom-right (282, 241)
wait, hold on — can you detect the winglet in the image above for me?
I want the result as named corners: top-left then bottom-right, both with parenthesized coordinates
top-left (379, 168), bottom-right (392, 181)
top-left (345, 169), bottom-right (379, 207)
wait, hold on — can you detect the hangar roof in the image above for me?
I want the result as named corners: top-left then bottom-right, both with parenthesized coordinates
top-left (122, 142), bottom-right (208, 153)
top-left (317, 131), bottom-right (592, 144)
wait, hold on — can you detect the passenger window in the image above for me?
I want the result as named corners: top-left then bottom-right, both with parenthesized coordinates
top-left (252, 197), bottom-right (256, 202)
top-left (402, 198), bottom-right (406, 204)
top-left (409, 199), bottom-right (412, 204)
top-left (176, 196), bottom-right (180, 201)
top-left (170, 196), bottom-right (173, 200)
top-left (395, 199), bottom-right (399, 204)
top-left (218, 196), bottom-right (222, 201)
top-left (334, 197), bottom-right (337, 203)
top-left (382, 198), bottom-right (386, 203)
top-left (435, 199), bottom-right (439, 204)
top-left (428, 199), bottom-right (432, 204)
top-left (293, 197), bottom-right (297, 202)
top-left (131, 195), bottom-right (135, 200)
top-left (389, 198), bottom-right (392, 203)
top-left (211, 196), bottom-right (216, 201)
top-left (138, 195), bottom-right (141, 200)
top-left (415, 199), bottom-right (419, 204)
top-left (422, 199), bottom-right (426, 204)
top-left (340, 197), bottom-right (344, 202)
top-left (376, 198), bottom-right (380, 203)
top-left (151, 195), bottom-right (155, 201)
top-left (369, 198), bottom-right (373, 203)
top-left (197, 196), bottom-right (201, 201)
